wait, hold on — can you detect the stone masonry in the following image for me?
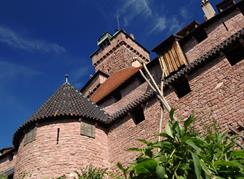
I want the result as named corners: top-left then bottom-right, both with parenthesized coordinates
top-left (91, 31), bottom-right (150, 75)
top-left (0, 1), bottom-right (243, 178)
top-left (14, 119), bottom-right (109, 178)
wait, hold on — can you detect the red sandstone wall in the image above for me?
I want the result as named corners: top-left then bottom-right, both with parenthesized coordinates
top-left (107, 58), bottom-right (244, 171)
top-left (186, 11), bottom-right (244, 63)
top-left (14, 119), bottom-right (109, 178)
top-left (0, 154), bottom-right (16, 176)
top-left (92, 32), bottom-right (150, 75)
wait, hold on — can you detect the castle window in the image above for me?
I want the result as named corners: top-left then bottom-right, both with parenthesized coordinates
top-left (56, 128), bottom-right (60, 144)
top-left (23, 128), bottom-right (36, 145)
top-left (194, 28), bottom-right (208, 43)
top-left (172, 75), bottom-right (191, 98)
top-left (80, 121), bottom-right (95, 138)
top-left (224, 41), bottom-right (244, 65)
top-left (131, 106), bottom-right (145, 125)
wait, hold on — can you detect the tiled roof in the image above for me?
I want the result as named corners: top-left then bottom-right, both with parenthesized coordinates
top-left (107, 28), bottom-right (244, 122)
top-left (13, 82), bottom-right (108, 147)
top-left (90, 66), bottom-right (142, 103)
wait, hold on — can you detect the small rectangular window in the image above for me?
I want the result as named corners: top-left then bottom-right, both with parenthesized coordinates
top-left (172, 75), bottom-right (191, 98)
top-left (224, 41), bottom-right (244, 65)
top-left (131, 106), bottom-right (145, 124)
top-left (23, 128), bottom-right (36, 145)
top-left (80, 121), bottom-right (95, 138)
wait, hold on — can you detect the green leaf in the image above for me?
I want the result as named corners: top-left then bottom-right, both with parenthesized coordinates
top-left (169, 109), bottom-right (176, 121)
top-left (199, 160), bottom-right (213, 177)
top-left (128, 148), bottom-right (143, 152)
top-left (214, 160), bottom-right (243, 168)
top-left (186, 139), bottom-right (202, 153)
top-left (165, 122), bottom-right (174, 138)
top-left (184, 115), bottom-right (194, 130)
top-left (231, 150), bottom-right (244, 159)
top-left (154, 141), bottom-right (174, 150)
top-left (144, 147), bottom-right (153, 157)
top-left (156, 164), bottom-right (167, 178)
top-left (134, 159), bottom-right (157, 175)
top-left (191, 152), bottom-right (202, 179)
top-left (137, 139), bottom-right (152, 146)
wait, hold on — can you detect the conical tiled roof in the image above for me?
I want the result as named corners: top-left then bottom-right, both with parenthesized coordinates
top-left (29, 82), bottom-right (108, 121)
top-left (13, 82), bottom-right (108, 147)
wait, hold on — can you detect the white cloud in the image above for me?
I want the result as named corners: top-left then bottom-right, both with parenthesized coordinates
top-left (116, 1), bottom-right (191, 35)
top-left (168, 17), bottom-right (182, 34)
top-left (117, 0), bottom-right (152, 27)
top-left (150, 17), bottom-right (167, 34)
top-left (0, 26), bottom-right (66, 54)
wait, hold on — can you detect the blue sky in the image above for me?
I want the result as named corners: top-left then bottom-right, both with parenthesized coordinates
top-left (0, 0), bottom-right (221, 149)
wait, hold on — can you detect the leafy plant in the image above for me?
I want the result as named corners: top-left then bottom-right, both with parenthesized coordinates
top-left (117, 109), bottom-right (244, 179)
top-left (77, 165), bottom-right (107, 179)
top-left (57, 165), bottom-right (107, 179)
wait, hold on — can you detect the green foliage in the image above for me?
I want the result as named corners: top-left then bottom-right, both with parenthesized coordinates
top-left (0, 175), bottom-right (7, 179)
top-left (57, 165), bottom-right (107, 179)
top-left (117, 109), bottom-right (244, 179)
top-left (77, 165), bottom-right (107, 179)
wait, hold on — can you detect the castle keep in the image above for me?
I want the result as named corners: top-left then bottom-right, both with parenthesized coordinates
top-left (1, 0), bottom-right (244, 178)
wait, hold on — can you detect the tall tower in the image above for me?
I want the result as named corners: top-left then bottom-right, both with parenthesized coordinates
top-left (90, 30), bottom-right (150, 75)
top-left (201, 0), bottom-right (216, 20)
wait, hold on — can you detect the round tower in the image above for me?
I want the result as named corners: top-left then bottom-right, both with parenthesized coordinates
top-left (13, 81), bottom-right (109, 178)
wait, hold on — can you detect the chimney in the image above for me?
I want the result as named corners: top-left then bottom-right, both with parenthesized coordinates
top-left (201, 0), bottom-right (216, 20)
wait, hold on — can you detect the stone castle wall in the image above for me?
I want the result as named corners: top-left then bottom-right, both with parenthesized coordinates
top-left (14, 119), bottom-right (109, 178)
top-left (185, 11), bottom-right (244, 63)
top-left (0, 5), bottom-right (243, 179)
top-left (92, 32), bottom-right (150, 74)
top-left (107, 57), bottom-right (244, 171)
top-left (0, 154), bottom-right (16, 177)
top-left (106, 10), bottom-right (244, 170)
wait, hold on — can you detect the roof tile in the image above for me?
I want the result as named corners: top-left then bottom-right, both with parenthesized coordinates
top-left (13, 82), bottom-right (108, 147)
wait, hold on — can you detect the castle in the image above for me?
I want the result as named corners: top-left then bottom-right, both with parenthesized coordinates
top-left (0, 0), bottom-right (244, 178)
